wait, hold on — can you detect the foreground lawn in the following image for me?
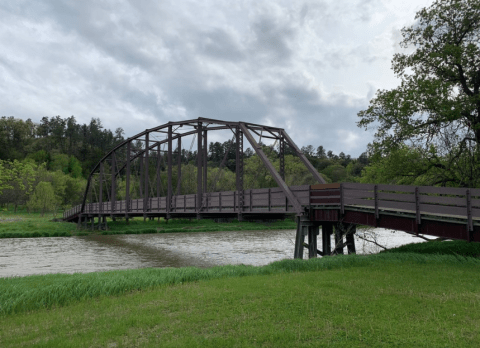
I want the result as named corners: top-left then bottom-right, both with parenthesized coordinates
top-left (1, 253), bottom-right (480, 347)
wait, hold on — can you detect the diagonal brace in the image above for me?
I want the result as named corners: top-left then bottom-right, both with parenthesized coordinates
top-left (281, 130), bottom-right (326, 184)
top-left (239, 123), bottom-right (303, 214)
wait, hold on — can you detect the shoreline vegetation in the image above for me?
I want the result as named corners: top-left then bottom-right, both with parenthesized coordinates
top-left (0, 207), bottom-right (297, 239)
top-left (1, 245), bottom-right (480, 347)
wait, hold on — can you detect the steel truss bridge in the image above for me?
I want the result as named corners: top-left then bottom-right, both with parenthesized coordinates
top-left (64, 118), bottom-right (480, 259)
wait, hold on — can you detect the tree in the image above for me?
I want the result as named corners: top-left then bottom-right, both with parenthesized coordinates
top-left (316, 146), bottom-right (327, 159)
top-left (358, 0), bottom-right (480, 187)
top-left (0, 160), bottom-right (37, 212)
top-left (321, 164), bottom-right (348, 183)
top-left (27, 181), bottom-right (56, 216)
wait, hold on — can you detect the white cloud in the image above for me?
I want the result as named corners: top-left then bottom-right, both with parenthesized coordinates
top-left (0, 0), bottom-right (435, 156)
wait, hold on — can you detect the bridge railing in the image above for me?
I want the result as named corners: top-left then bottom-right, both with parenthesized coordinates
top-left (311, 183), bottom-right (480, 230)
top-left (63, 204), bottom-right (82, 220)
top-left (63, 185), bottom-right (311, 220)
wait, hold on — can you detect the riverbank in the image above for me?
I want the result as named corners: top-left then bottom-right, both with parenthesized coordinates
top-left (0, 207), bottom-right (297, 238)
top-left (1, 242), bottom-right (480, 347)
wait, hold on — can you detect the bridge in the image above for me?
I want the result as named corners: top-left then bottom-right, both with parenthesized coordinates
top-left (63, 118), bottom-right (480, 259)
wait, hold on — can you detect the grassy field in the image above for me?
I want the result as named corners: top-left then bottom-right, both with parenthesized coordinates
top-left (0, 206), bottom-right (296, 238)
top-left (0, 208), bottom-right (76, 238)
top-left (1, 248), bottom-right (480, 347)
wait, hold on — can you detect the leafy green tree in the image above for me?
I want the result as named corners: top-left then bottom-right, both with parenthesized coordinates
top-left (0, 160), bottom-right (13, 197)
top-left (321, 164), bottom-right (348, 183)
top-left (0, 160), bottom-right (37, 212)
top-left (27, 181), bottom-right (57, 216)
top-left (358, 0), bottom-right (480, 187)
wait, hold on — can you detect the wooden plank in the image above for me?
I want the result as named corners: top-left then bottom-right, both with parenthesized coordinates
top-left (377, 184), bottom-right (416, 193)
top-left (419, 203), bottom-right (466, 217)
top-left (470, 188), bottom-right (480, 197)
top-left (378, 192), bottom-right (415, 203)
top-left (419, 186), bottom-right (467, 195)
top-left (419, 195), bottom-right (466, 206)
top-left (310, 197), bottom-right (341, 204)
top-left (378, 200), bottom-right (415, 212)
top-left (471, 198), bottom-right (480, 208)
top-left (472, 208), bottom-right (480, 218)
top-left (311, 183), bottom-right (340, 190)
top-left (271, 198), bottom-right (288, 205)
top-left (253, 188), bottom-right (272, 194)
top-left (310, 190), bottom-right (340, 197)
top-left (345, 190), bottom-right (374, 199)
top-left (289, 184), bottom-right (310, 191)
top-left (344, 198), bottom-right (375, 207)
top-left (343, 182), bottom-right (375, 190)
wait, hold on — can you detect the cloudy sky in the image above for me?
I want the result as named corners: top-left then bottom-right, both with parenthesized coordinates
top-left (1, 0), bottom-right (435, 157)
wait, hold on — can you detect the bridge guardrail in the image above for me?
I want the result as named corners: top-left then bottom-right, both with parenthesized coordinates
top-left (310, 183), bottom-right (480, 231)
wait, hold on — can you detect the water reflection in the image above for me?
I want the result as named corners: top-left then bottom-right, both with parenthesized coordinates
top-left (0, 228), bottom-right (426, 278)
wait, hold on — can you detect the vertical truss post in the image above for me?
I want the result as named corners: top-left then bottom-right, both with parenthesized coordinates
top-left (167, 125), bottom-right (173, 216)
top-left (88, 177), bottom-right (93, 216)
top-left (156, 144), bottom-right (161, 198)
top-left (99, 162), bottom-right (103, 229)
top-left (139, 152), bottom-right (144, 199)
top-left (197, 122), bottom-right (203, 216)
top-left (279, 135), bottom-right (285, 181)
top-left (111, 153), bottom-right (116, 215)
top-left (203, 129), bottom-right (208, 194)
top-left (126, 141), bottom-right (131, 217)
top-left (235, 126), bottom-right (244, 220)
top-left (144, 132), bottom-right (149, 215)
top-left (177, 137), bottom-right (182, 195)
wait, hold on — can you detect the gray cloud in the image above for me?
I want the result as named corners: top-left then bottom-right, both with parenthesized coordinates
top-left (0, 0), bottom-right (436, 157)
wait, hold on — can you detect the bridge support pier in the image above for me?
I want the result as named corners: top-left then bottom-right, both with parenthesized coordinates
top-left (346, 224), bottom-right (356, 254)
top-left (334, 222), bottom-right (357, 255)
top-left (294, 216), bottom-right (319, 259)
top-left (321, 223), bottom-right (333, 256)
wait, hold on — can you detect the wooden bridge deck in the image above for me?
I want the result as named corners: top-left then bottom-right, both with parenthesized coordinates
top-left (64, 182), bottom-right (480, 242)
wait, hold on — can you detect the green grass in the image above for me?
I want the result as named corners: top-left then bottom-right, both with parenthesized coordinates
top-left (383, 240), bottom-right (480, 258)
top-left (102, 217), bottom-right (296, 236)
top-left (0, 207), bottom-right (76, 238)
top-left (0, 206), bottom-right (296, 238)
top-left (1, 253), bottom-right (479, 347)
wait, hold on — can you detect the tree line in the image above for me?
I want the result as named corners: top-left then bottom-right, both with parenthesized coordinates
top-left (2, 0), bottom-right (478, 215)
top-left (0, 115), bottom-right (369, 214)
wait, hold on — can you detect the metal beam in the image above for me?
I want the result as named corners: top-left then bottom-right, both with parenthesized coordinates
top-left (144, 132), bottom-right (149, 214)
top-left (167, 125), bottom-right (173, 214)
top-left (197, 122), bottom-right (203, 214)
top-left (281, 130), bottom-right (326, 184)
top-left (125, 141), bottom-right (131, 215)
top-left (239, 123), bottom-right (303, 214)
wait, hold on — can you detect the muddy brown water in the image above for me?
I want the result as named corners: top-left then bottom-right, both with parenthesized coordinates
top-left (0, 229), bottom-right (426, 277)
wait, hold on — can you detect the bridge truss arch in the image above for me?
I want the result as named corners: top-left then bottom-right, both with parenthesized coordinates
top-left (73, 118), bottom-right (326, 223)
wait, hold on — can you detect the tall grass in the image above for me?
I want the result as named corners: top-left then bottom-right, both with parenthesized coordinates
top-left (383, 240), bottom-right (480, 258)
top-left (1, 252), bottom-right (479, 316)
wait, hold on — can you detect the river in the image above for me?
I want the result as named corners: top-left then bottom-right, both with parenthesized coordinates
top-left (0, 228), bottom-right (429, 278)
